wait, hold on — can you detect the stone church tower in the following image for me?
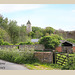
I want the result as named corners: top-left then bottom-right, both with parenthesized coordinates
top-left (26, 20), bottom-right (32, 33)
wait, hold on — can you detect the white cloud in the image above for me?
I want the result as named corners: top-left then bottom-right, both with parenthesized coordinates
top-left (0, 4), bottom-right (41, 13)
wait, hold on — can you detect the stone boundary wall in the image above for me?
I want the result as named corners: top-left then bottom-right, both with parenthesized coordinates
top-left (0, 44), bottom-right (45, 50)
top-left (34, 52), bottom-right (53, 63)
top-left (0, 45), bottom-right (18, 49)
top-left (19, 45), bottom-right (45, 50)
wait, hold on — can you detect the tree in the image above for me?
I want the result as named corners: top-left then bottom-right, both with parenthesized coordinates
top-left (19, 25), bottom-right (28, 42)
top-left (35, 31), bottom-right (43, 38)
top-left (28, 31), bottom-right (35, 38)
top-left (0, 15), bottom-right (9, 31)
top-left (32, 26), bottom-right (42, 32)
top-left (8, 20), bottom-right (20, 44)
top-left (0, 27), bottom-right (10, 42)
top-left (43, 27), bottom-right (55, 36)
top-left (39, 34), bottom-right (63, 49)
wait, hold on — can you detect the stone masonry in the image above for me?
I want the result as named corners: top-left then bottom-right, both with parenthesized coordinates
top-left (34, 52), bottom-right (53, 63)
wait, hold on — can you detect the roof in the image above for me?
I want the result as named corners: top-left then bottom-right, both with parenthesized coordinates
top-left (31, 39), bottom-right (39, 42)
top-left (59, 40), bottom-right (75, 46)
top-left (27, 20), bottom-right (31, 24)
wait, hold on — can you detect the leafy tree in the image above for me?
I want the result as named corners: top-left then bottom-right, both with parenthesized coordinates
top-left (44, 27), bottom-right (55, 35)
top-left (8, 20), bottom-right (20, 44)
top-left (35, 31), bottom-right (43, 38)
top-left (0, 27), bottom-right (10, 42)
top-left (28, 31), bottom-right (35, 38)
top-left (0, 15), bottom-right (9, 31)
top-left (39, 34), bottom-right (63, 49)
top-left (32, 26), bottom-right (42, 32)
top-left (45, 33), bottom-right (50, 36)
top-left (19, 25), bottom-right (28, 42)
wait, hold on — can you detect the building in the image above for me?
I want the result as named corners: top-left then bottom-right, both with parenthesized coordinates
top-left (26, 20), bottom-right (32, 33)
top-left (56, 40), bottom-right (75, 53)
top-left (31, 39), bottom-right (39, 43)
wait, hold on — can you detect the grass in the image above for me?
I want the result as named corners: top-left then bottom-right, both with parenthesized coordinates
top-left (24, 62), bottom-right (61, 70)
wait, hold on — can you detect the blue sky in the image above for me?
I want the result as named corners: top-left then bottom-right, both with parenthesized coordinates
top-left (0, 4), bottom-right (75, 31)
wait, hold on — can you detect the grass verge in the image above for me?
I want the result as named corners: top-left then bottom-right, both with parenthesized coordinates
top-left (25, 62), bottom-right (61, 70)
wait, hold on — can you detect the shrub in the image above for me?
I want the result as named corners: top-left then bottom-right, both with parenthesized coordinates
top-left (19, 42), bottom-right (26, 45)
top-left (19, 42), bottom-right (34, 45)
top-left (3, 42), bottom-right (10, 45)
top-left (25, 42), bottom-right (34, 45)
top-left (67, 38), bottom-right (75, 43)
top-left (61, 54), bottom-right (75, 70)
top-left (39, 34), bottom-right (62, 49)
top-left (0, 39), bottom-right (3, 45)
top-left (0, 47), bottom-right (37, 64)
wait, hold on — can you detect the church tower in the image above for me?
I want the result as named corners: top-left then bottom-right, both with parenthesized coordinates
top-left (26, 20), bottom-right (32, 33)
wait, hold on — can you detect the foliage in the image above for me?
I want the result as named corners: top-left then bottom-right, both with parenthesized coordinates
top-left (0, 27), bottom-right (10, 42)
top-left (8, 20), bottom-right (20, 44)
top-left (25, 62), bottom-right (61, 70)
top-left (45, 27), bottom-right (55, 34)
top-left (0, 47), bottom-right (36, 64)
top-left (3, 42), bottom-right (10, 45)
top-left (61, 54), bottom-right (75, 70)
top-left (0, 14), bottom-right (75, 45)
top-left (0, 39), bottom-right (3, 45)
top-left (28, 31), bottom-right (35, 38)
top-left (19, 42), bottom-right (34, 45)
top-left (56, 53), bottom-right (68, 66)
top-left (39, 34), bottom-right (62, 49)
top-left (67, 38), bottom-right (75, 43)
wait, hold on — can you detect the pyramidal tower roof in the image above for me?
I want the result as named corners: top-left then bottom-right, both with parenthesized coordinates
top-left (27, 20), bottom-right (31, 24)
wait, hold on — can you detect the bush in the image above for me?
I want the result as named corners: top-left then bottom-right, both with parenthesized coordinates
top-left (19, 42), bottom-right (34, 45)
top-left (0, 47), bottom-right (36, 64)
top-left (3, 42), bottom-right (10, 45)
top-left (61, 54), bottom-right (75, 70)
top-left (39, 34), bottom-right (62, 49)
top-left (67, 38), bottom-right (75, 43)
top-left (19, 42), bottom-right (26, 45)
top-left (0, 39), bottom-right (3, 45)
top-left (26, 42), bottom-right (34, 45)
top-left (0, 39), bottom-right (10, 45)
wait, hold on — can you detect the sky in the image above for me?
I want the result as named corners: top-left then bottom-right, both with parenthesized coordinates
top-left (0, 4), bottom-right (75, 31)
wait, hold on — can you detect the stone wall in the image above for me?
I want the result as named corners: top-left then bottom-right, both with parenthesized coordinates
top-left (19, 44), bottom-right (45, 50)
top-left (0, 44), bottom-right (45, 50)
top-left (0, 45), bottom-right (18, 49)
top-left (34, 52), bottom-right (53, 63)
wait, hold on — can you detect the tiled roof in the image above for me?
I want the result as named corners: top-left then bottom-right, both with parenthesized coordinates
top-left (59, 40), bottom-right (75, 46)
